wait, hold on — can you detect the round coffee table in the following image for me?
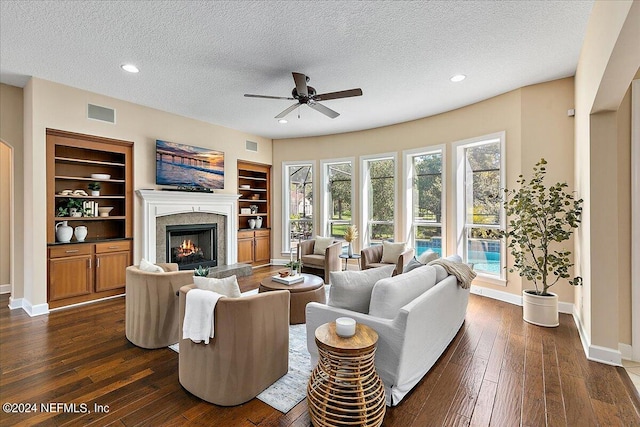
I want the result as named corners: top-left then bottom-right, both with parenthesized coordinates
top-left (259, 273), bottom-right (326, 324)
top-left (307, 322), bottom-right (386, 426)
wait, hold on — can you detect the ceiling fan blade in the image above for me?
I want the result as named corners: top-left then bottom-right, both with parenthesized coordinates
top-left (315, 88), bottom-right (363, 101)
top-left (244, 94), bottom-right (295, 100)
top-left (275, 103), bottom-right (300, 119)
top-left (292, 72), bottom-right (308, 97)
top-left (307, 102), bottom-right (340, 119)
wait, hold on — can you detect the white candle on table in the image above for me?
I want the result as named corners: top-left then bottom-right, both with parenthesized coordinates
top-left (335, 317), bottom-right (356, 337)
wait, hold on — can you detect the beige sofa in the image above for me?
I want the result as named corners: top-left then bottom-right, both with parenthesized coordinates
top-left (125, 263), bottom-right (194, 349)
top-left (178, 285), bottom-right (290, 406)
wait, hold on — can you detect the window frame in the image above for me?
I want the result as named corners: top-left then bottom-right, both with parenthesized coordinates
top-left (320, 157), bottom-right (355, 242)
top-left (403, 145), bottom-right (446, 257)
top-left (282, 160), bottom-right (315, 253)
top-left (360, 152), bottom-right (398, 247)
top-left (453, 132), bottom-right (506, 285)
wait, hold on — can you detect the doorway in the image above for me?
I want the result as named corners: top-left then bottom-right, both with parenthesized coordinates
top-left (0, 140), bottom-right (13, 295)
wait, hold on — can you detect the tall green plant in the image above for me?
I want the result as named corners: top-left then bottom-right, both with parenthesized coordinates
top-left (500, 159), bottom-right (583, 295)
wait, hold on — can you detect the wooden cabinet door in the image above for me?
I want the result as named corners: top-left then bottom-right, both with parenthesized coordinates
top-left (238, 234), bottom-right (255, 264)
top-left (49, 255), bottom-right (92, 301)
top-left (95, 251), bottom-right (129, 292)
top-left (254, 231), bottom-right (271, 265)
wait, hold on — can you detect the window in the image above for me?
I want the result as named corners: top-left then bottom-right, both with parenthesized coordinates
top-left (454, 133), bottom-right (505, 280)
top-left (361, 154), bottom-right (396, 246)
top-left (283, 162), bottom-right (314, 253)
top-left (321, 159), bottom-right (354, 240)
top-left (404, 147), bottom-right (444, 257)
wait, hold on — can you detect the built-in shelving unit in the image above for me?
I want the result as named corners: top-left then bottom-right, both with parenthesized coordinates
top-left (237, 161), bottom-right (271, 266)
top-left (46, 129), bottom-right (134, 308)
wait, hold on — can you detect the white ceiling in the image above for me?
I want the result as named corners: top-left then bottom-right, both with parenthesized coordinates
top-left (0, 1), bottom-right (594, 140)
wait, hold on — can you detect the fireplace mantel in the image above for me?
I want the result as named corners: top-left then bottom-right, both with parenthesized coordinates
top-left (136, 190), bottom-right (240, 264)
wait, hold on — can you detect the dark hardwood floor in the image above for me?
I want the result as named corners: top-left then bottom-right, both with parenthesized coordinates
top-left (1, 266), bottom-right (639, 426)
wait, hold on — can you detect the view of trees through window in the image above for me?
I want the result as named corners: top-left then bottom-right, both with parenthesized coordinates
top-left (412, 151), bottom-right (443, 256)
top-left (326, 162), bottom-right (352, 239)
top-left (367, 158), bottom-right (395, 242)
top-left (287, 164), bottom-right (313, 251)
top-left (463, 141), bottom-right (502, 274)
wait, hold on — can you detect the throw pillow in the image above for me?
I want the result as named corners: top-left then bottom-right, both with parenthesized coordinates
top-left (139, 258), bottom-right (164, 273)
top-left (369, 265), bottom-right (437, 319)
top-left (328, 265), bottom-right (395, 313)
top-left (381, 241), bottom-right (406, 264)
top-left (193, 275), bottom-right (242, 298)
top-left (313, 236), bottom-right (334, 255)
top-left (403, 257), bottom-right (424, 273)
top-left (417, 249), bottom-right (439, 264)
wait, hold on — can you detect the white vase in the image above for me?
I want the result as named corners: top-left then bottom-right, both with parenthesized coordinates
top-left (522, 290), bottom-right (559, 327)
top-left (255, 216), bottom-right (263, 228)
top-left (55, 221), bottom-right (73, 243)
top-left (91, 190), bottom-right (100, 196)
top-left (347, 243), bottom-right (353, 257)
top-left (74, 225), bottom-right (88, 242)
top-left (248, 218), bottom-right (256, 229)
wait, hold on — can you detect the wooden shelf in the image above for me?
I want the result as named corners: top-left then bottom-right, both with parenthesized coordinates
top-left (239, 199), bottom-right (266, 203)
top-left (54, 156), bottom-right (125, 167)
top-left (239, 175), bottom-right (267, 181)
top-left (55, 216), bottom-right (126, 221)
top-left (55, 175), bottom-right (125, 183)
top-left (239, 213), bottom-right (268, 217)
top-left (55, 195), bottom-right (125, 199)
top-left (238, 188), bottom-right (267, 192)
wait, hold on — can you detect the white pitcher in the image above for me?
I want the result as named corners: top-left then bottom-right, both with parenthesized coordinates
top-left (255, 216), bottom-right (263, 229)
top-left (248, 218), bottom-right (256, 229)
top-left (74, 225), bottom-right (88, 242)
top-left (55, 221), bottom-right (73, 243)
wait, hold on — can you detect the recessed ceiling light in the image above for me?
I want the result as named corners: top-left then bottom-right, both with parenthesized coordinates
top-left (121, 64), bottom-right (139, 73)
top-left (450, 74), bottom-right (466, 82)
top-left (278, 119), bottom-right (288, 124)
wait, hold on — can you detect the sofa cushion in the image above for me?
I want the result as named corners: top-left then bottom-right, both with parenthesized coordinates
top-left (368, 265), bottom-right (437, 319)
top-left (139, 258), bottom-right (164, 273)
top-left (432, 265), bottom-right (448, 283)
top-left (301, 254), bottom-right (325, 268)
top-left (417, 250), bottom-right (439, 264)
top-left (381, 241), bottom-right (406, 264)
top-left (193, 275), bottom-right (241, 298)
top-left (328, 265), bottom-right (395, 313)
top-left (313, 236), bottom-right (334, 255)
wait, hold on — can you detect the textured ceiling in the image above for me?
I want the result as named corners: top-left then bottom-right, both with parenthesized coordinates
top-left (0, 1), bottom-right (594, 139)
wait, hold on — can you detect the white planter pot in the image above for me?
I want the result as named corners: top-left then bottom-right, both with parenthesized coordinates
top-left (522, 290), bottom-right (559, 327)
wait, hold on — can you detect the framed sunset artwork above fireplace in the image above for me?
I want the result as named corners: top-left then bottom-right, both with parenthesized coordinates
top-left (156, 140), bottom-right (224, 190)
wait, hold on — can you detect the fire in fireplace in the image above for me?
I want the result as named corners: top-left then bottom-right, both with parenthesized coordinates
top-left (166, 224), bottom-right (217, 270)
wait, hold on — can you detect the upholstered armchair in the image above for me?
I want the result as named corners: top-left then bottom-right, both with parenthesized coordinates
top-left (178, 285), bottom-right (290, 406)
top-left (298, 238), bottom-right (342, 283)
top-left (361, 243), bottom-right (415, 276)
top-left (125, 263), bottom-right (194, 349)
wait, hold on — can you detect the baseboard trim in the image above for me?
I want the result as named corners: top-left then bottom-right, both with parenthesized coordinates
top-left (271, 259), bottom-right (288, 266)
top-left (0, 284), bottom-right (11, 294)
top-left (620, 343), bottom-right (634, 361)
top-left (22, 299), bottom-right (50, 317)
top-left (470, 285), bottom-right (575, 314)
top-left (572, 306), bottom-right (622, 366)
top-left (8, 296), bottom-right (23, 310)
top-left (48, 293), bottom-right (124, 312)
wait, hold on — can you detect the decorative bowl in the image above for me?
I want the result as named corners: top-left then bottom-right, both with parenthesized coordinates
top-left (91, 173), bottom-right (111, 180)
top-left (240, 184), bottom-right (250, 189)
top-left (279, 270), bottom-right (290, 278)
top-left (98, 206), bottom-right (114, 217)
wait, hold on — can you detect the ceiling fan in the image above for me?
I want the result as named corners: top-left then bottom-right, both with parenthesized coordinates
top-left (244, 72), bottom-right (363, 119)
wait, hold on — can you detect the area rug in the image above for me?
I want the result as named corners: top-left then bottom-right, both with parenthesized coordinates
top-left (168, 322), bottom-right (311, 413)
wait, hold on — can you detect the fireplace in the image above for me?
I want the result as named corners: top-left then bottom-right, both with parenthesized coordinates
top-left (166, 224), bottom-right (218, 270)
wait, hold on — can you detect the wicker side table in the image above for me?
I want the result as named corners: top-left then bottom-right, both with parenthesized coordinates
top-left (307, 322), bottom-right (385, 427)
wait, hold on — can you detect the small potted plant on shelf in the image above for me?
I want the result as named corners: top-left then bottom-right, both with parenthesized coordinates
top-left (66, 198), bottom-right (85, 217)
top-left (499, 158), bottom-right (583, 327)
top-left (88, 182), bottom-right (101, 196)
top-left (56, 206), bottom-right (69, 218)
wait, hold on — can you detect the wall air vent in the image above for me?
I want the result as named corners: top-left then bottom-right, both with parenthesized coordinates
top-left (245, 140), bottom-right (258, 152)
top-left (87, 104), bottom-right (116, 124)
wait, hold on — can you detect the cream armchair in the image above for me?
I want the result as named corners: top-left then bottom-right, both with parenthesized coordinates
top-left (178, 285), bottom-right (290, 406)
top-left (125, 263), bottom-right (194, 349)
top-left (361, 244), bottom-right (415, 276)
top-left (298, 238), bottom-right (342, 283)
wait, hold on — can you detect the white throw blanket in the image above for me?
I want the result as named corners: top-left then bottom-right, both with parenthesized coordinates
top-left (183, 289), bottom-right (224, 344)
top-left (429, 259), bottom-right (477, 289)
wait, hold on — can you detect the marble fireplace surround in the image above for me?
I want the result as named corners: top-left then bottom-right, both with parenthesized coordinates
top-left (136, 190), bottom-right (240, 265)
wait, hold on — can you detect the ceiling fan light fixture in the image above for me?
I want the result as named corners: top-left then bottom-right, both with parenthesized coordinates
top-left (121, 63), bottom-right (139, 73)
top-left (450, 74), bottom-right (466, 82)
top-left (278, 119), bottom-right (288, 124)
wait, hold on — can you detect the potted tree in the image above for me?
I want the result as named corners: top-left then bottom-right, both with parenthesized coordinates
top-left (500, 159), bottom-right (583, 327)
